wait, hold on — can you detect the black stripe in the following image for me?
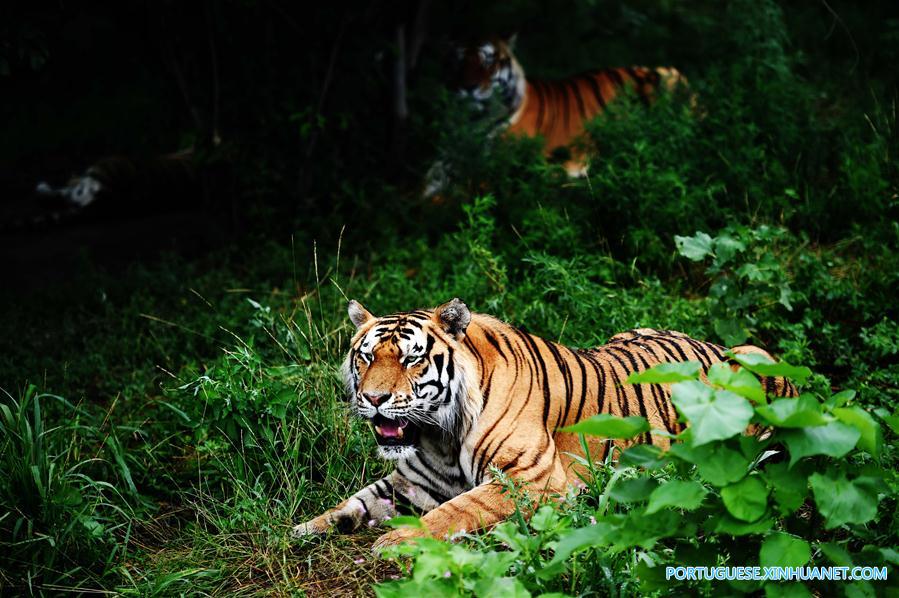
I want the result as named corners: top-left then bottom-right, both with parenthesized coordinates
top-left (582, 73), bottom-right (606, 110)
top-left (517, 329), bottom-right (553, 428)
top-left (625, 67), bottom-right (651, 106)
top-left (398, 461), bottom-right (452, 504)
top-left (581, 351), bottom-right (608, 415)
top-left (559, 81), bottom-right (571, 132)
top-left (472, 330), bottom-right (534, 481)
top-left (568, 79), bottom-right (587, 121)
top-left (464, 336), bottom-right (486, 386)
top-left (651, 335), bottom-right (692, 363)
top-left (542, 337), bottom-right (573, 429)
top-left (533, 81), bottom-right (546, 131)
top-left (571, 348), bottom-right (589, 424)
top-left (478, 429), bottom-right (514, 481)
top-left (630, 348), bottom-right (679, 434)
top-left (483, 330), bottom-right (508, 363)
top-left (605, 346), bottom-right (653, 443)
top-left (482, 370), bottom-right (494, 410)
top-left (603, 355), bottom-right (629, 417)
top-left (605, 68), bottom-right (625, 89)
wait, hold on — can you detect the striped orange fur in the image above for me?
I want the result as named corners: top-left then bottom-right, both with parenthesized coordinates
top-left (451, 35), bottom-right (688, 176)
top-left (293, 299), bottom-right (796, 548)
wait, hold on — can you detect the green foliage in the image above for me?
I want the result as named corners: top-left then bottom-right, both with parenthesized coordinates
top-left (0, 387), bottom-right (137, 589)
top-left (374, 361), bottom-right (897, 596)
top-left (675, 225), bottom-right (795, 346)
top-left (561, 414), bottom-right (649, 439)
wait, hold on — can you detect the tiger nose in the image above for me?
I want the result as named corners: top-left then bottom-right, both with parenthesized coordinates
top-left (363, 391), bottom-right (390, 406)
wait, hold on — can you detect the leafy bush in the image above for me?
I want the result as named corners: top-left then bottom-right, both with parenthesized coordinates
top-left (375, 357), bottom-right (897, 597)
top-left (675, 225), bottom-right (795, 346)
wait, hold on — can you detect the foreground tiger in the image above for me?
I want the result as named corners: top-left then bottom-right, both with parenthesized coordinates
top-left (294, 299), bottom-right (796, 548)
top-left (424, 35), bottom-right (688, 197)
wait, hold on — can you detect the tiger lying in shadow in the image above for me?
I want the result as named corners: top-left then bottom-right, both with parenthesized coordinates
top-left (294, 299), bottom-right (796, 549)
top-left (424, 34), bottom-right (690, 198)
top-left (33, 147), bottom-right (198, 222)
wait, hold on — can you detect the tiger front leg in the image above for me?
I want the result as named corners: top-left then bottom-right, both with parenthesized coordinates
top-left (293, 471), bottom-right (417, 538)
top-left (373, 442), bottom-right (567, 549)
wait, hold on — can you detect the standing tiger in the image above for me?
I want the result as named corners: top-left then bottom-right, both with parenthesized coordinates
top-left (293, 299), bottom-right (797, 549)
top-left (423, 35), bottom-right (688, 197)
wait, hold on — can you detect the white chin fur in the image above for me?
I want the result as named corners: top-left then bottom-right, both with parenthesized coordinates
top-left (378, 445), bottom-right (416, 460)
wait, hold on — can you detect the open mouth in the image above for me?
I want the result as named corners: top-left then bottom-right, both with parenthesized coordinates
top-left (371, 414), bottom-right (420, 447)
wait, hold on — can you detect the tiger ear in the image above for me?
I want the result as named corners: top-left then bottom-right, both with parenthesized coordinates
top-left (502, 32), bottom-right (518, 50)
top-left (434, 298), bottom-right (471, 338)
top-left (348, 300), bottom-right (375, 328)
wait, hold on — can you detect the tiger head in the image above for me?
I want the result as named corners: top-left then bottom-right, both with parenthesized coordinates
top-left (448, 34), bottom-right (526, 115)
top-left (35, 173), bottom-right (104, 208)
top-left (343, 298), bottom-right (479, 460)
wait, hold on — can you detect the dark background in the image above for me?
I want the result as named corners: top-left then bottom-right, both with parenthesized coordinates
top-left (4, 1), bottom-right (897, 291)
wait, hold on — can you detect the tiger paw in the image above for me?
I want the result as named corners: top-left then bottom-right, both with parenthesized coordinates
top-left (291, 513), bottom-right (337, 538)
top-left (372, 527), bottom-right (425, 551)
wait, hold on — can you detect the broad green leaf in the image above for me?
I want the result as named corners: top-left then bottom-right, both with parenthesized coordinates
top-left (634, 561), bottom-right (669, 593)
top-left (562, 414), bottom-right (649, 439)
top-left (671, 381), bottom-right (753, 446)
top-left (626, 361), bottom-right (701, 384)
top-left (544, 523), bottom-right (614, 570)
top-left (608, 477), bottom-right (658, 503)
top-left (809, 472), bottom-right (879, 528)
top-left (721, 475), bottom-right (769, 522)
top-left (819, 542), bottom-right (853, 567)
top-left (760, 532), bottom-right (810, 568)
top-left (778, 285), bottom-right (794, 311)
top-left (727, 352), bottom-right (812, 385)
top-left (645, 480), bottom-right (708, 514)
top-left (714, 235), bottom-right (746, 263)
top-left (763, 461), bottom-right (809, 515)
top-left (713, 514), bottom-right (773, 536)
top-left (530, 505), bottom-right (559, 531)
top-left (876, 408), bottom-right (899, 435)
top-left (714, 318), bottom-right (749, 346)
top-left (764, 583), bottom-right (811, 598)
top-left (473, 577), bottom-right (531, 598)
top-left (674, 541), bottom-right (719, 567)
top-left (832, 406), bottom-right (882, 459)
top-left (492, 521), bottom-right (537, 554)
top-left (844, 582), bottom-right (876, 598)
top-left (667, 443), bottom-right (698, 463)
top-left (825, 389), bottom-right (855, 410)
top-left (601, 510), bottom-right (685, 553)
top-left (475, 550), bottom-right (519, 579)
top-left (617, 444), bottom-right (667, 469)
top-left (80, 516), bottom-right (105, 538)
top-left (384, 516), bottom-right (425, 530)
top-left (695, 446), bottom-right (750, 486)
top-left (878, 548), bottom-right (899, 565)
top-left (670, 443), bottom-right (750, 486)
top-left (756, 395), bottom-right (828, 428)
top-left (737, 434), bottom-right (765, 459)
top-left (782, 423), bottom-right (861, 467)
top-left (675, 231), bottom-right (714, 261)
top-left (707, 362), bottom-right (766, 403)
